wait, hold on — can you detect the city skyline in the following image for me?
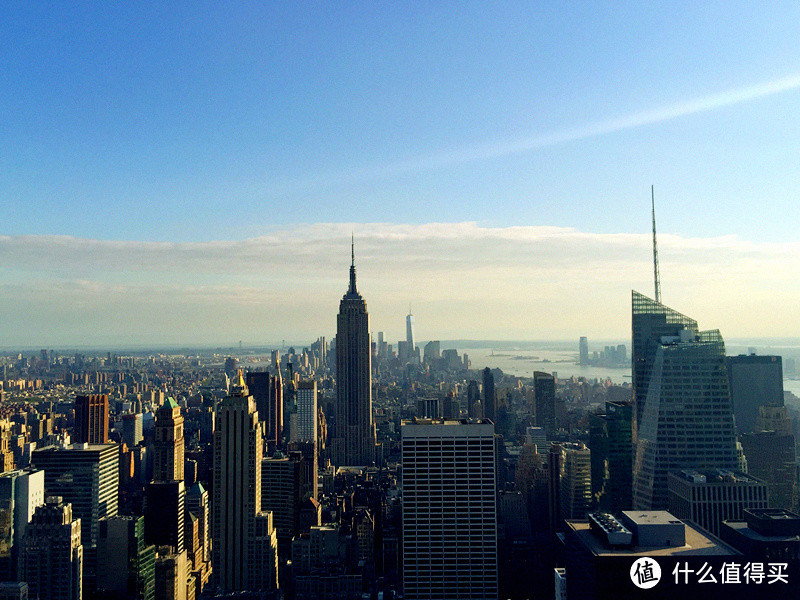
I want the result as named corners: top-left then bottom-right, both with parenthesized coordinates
top-left (3, 223), bottom-right (800, 348)
top-left (4, 4), bottom-right (800, 347)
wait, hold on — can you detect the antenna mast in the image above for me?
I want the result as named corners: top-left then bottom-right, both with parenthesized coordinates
top-left (651, 185), bottom-right (662, 304)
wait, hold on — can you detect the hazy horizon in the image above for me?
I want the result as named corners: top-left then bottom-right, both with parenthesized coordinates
top-left (4, 5), bottom-right (800, 348)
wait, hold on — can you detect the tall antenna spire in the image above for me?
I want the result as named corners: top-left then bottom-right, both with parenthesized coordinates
top-left (348, 233), bottom-right (357, 294)
top-left (651, 185), bottom-right (662, 304)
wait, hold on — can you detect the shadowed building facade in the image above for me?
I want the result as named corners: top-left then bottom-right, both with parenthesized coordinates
top-left (332, 243), bottom-right (375, 466)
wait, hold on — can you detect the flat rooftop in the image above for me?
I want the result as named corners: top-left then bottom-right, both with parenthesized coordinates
top-left (621, 511), bottom-right (682, 528)
top-left (723, 520), bottom-right (800, 543)
top-left (567, 520), bottom-right (741, 557)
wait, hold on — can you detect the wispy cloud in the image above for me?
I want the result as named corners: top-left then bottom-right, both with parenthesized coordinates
top-left (2, 223), bottom-right (799, 346)
top-left (265, 73), bottom-right (800, 193)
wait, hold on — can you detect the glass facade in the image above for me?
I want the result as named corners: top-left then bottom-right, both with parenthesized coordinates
top-left (632, 298), bottom-right (738, 510)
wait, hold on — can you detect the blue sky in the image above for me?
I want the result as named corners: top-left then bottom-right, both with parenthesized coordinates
top-left (3, 2), bottom-right (800, 346)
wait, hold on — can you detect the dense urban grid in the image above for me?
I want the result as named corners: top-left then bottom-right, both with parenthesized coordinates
top-left (0, 251), bottom-right (799, 600)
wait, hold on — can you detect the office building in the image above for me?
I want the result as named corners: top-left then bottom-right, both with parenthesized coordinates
top-left (740, 428), bottom-right (797, 509)
top-left (261, 452), bottom-right (304, 556)
top-left (332, 242), bottom-right (375, 466)
top-left (0, 582), bottom-right (28, 600)
top-left (533, 371), bottom-right (557, 435)
top-left (631, 292), bottom-right (738, 510)
top-left (98, 515), bottom-right (155, 600)
top-left (565, 511), bottom-right (747, 600)
top-left (558, 442), bottom-right (592, 520)
top-left (121, 413), bottom-right (143, 448)
top-left (727, 354), bottom-right (784, 433)
top-left (631, 290), bottom-right (698, 443)
top-left (153, 398), bottom-right (184, 482)
top-left (185, 483), bottom-right (210, 563)
top-left (588, 401), bottom-right (632, 512)
top-left (668, 469), bottom-right (768, 537)
top-left (153, 550), bottom-right (188, 600)
top-left (21, 497), bottom-right (82, 600)
top-left (402, 419), bottom-right (497, 600)
top-left (423, 340), bottom-right (440, 364)
top-left (721, 508), bottom-right (800, 560)
top-left (295, 381), bottom-right (317, 444)
top-left (0, 469), bottom-right (44, 581)
top-left (31, 444), bottom-right (119, 548)
top-left (74, 394), bottom-right (109, 444)
top-left (245, 370), bottom-right (283, 450)
top-left (579, 337), bottom-right (589, 366)
top-left (145, 480), bottom-right (185, 552)
top-left (212, 373), bottom-right (277, 593)
top-left (482, 368), bottom-right (495, 423)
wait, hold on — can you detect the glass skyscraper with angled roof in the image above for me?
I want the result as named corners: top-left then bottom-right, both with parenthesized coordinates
top-left (631, 291), bottom-right (738, 510)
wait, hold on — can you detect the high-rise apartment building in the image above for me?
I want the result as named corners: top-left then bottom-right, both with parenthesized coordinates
top-left (153, 398), bottom-right (184, 482)
top-left (631, 292), bottom-right (738, 510)
top-left (332, 243), bottom-right (375, 466)
top-left (74, 394), bottom-right (109, 444)
top-left (212, 373), bottom-right (277, 593)
top-left (22, 497), bottom-right (83, 600)
top-left (402, 419), bottom-right (497, 600)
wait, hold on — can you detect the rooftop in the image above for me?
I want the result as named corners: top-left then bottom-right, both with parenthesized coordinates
top-left (567, 519), bottom-right (740, 557)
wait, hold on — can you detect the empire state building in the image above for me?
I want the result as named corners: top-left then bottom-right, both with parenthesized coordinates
top-left (332, 241), bottom-right (375, 466)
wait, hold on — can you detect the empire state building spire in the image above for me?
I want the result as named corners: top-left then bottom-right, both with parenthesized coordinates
top-left (349, 233), bottom-right (357, 295)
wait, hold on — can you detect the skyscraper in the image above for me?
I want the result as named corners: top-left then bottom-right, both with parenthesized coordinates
top-left (589, 400), bottom-right (632, 512)
top-left (332, 241), bottom-right (375, 466)
top-left (482, 367), bottom-right (495, 423)
top-left (22, 497), bottom-right (83, 600)
top-left (0, 468), bottom-right (45, 580)
top-left (631, 292), bottom-right (738, 510)
top-left (295, 380), bottom-right (317, 444)
top-left (579, 336), bottom-right (589, 366)
top-left (533, 371), bottom-right (557, 436)
top-left (406, 311), bottom-right (415, 352)
top-left (31, 444), bottom-right (119, 549)
top-left (245, 370), bottom-right (283, 449)
top-left (559, 443), bottom-right (592, 521)
top-left (98, 515), bottom-right (155, 600)
top-left (74, 394), bottom-right (109, 444)
top-left (153, 397), bottom-right (184, 482)
top-left (402, 419), bottom-right (497, 600)
top-left (212, 372), bottom-right (277, 593)
top-left (726, 354), bottom-right (784, 433)
top-left (631, 290), bottom-right (698, 444)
